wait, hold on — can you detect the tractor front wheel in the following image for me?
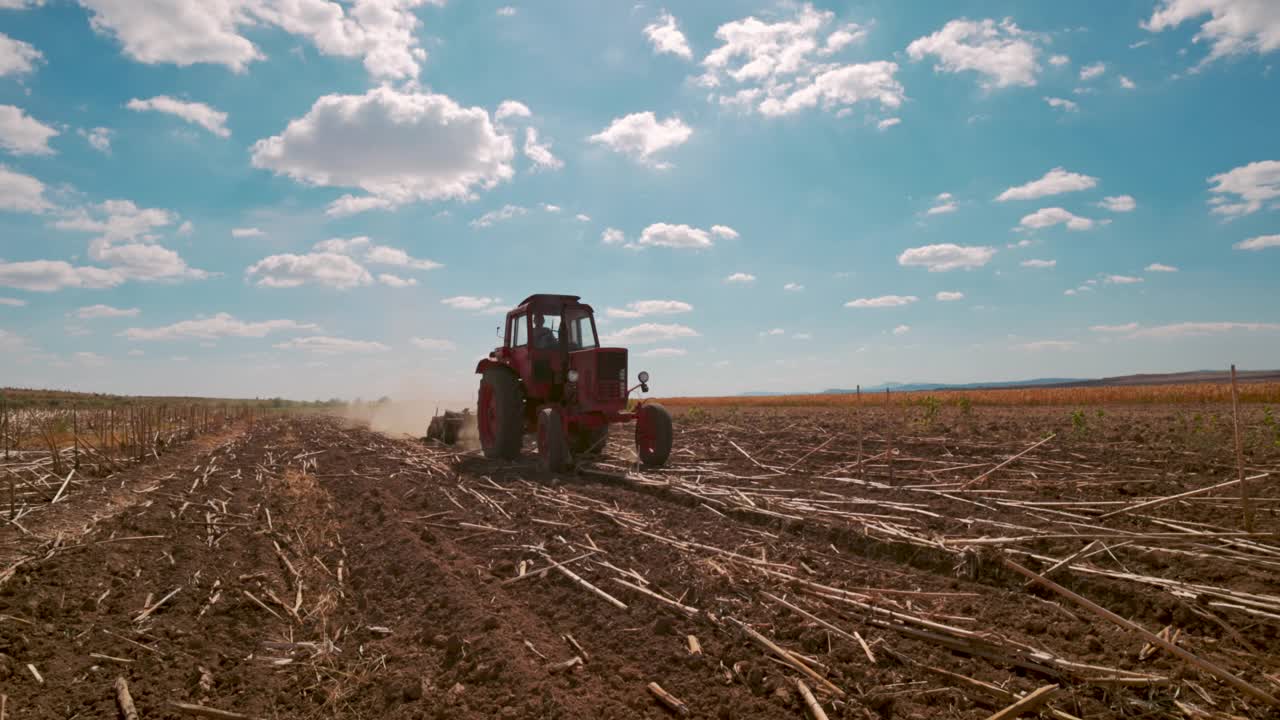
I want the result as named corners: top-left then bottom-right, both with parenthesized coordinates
top-left (478, 369), bottom-right (523, 460)
top-left (635, 403), bottom-right (673, 467)
top-left (537, 407), bottom-right (570, 472)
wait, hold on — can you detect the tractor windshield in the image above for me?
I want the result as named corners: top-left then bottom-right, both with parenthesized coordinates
top-left (565, 309), bottom-right (598, 350)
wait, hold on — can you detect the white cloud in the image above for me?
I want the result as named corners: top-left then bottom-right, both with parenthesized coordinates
top-left (1119, 75), bottom-right (1137, 89)
top-left (1017, 340), bottom-right (1077, 351)
top-left (77, 0), bottom-right (436, 80)
top-left (783, 282), bottom-right (804, 292)
top-left (246, 252), bottom-right (372, 289)
top-left (523, 127), bottom-right (563, 170)
top-left (997, 167), bottom-right (1098, 201)
top-left (759, 328), bottom-right (785, 338)
top-left (441, 295), bottom-right (502, 311)
top-left (53, 199), bottom-right (206, 281)
top-left (495, 100), bottom-right (531, 121)
top-left (792, 332), bottom-right (812, 340)
top-left (724, 272), bottom-right (756, 284)
top-left (1098, 195), bottom-right (1137, 212)
top-left (126, 96), bottom-right (229, 137)
top-left (410, 337), bottom-right (456, 351)
top-left (892, 324), bottom-right (910, 336)
top-left (636, 222), bottom-right (715, 249)
top-left (0, 260), bottom-right (123, 291)
top-left (123, 312), bottom-right (317, 341)
top-left (575, 213), bottom-right (590, 222)
top-left (877, 117), bottom-right (901, 131)
top-left (362, 244), bottom-right (441, 270)
top-left (1103, 274), bottom-right (1144, 284)
top-left (1145, 263), bottom-right (1179, 272)
top-left (78, 126), bottom-right (112, 153)
top-left (644, 11), bottom-right (692, 60)
top-left (845, 295), bottom-right (918, 308)
top-left (605, 300), bottom-right (693, 319)
top-left (274, 336), bottom-right (390, 354)
top-left (471, 204), bottom-right (526, 228)
top-left (641, 347), bottom-right (687, 358)
top-left (0, 31), bottom-right (42, 77)
top-left (701, 6), bottom-right (899, 118)
top-left (1235, 233), bottom-right (1280, 250)
top-left (601, 322), bottom-right (699, 345)
top-left (496, 6), bottom-right (516, 17)
top-left (907, 18), bottom-right (1043, 88)
top-left (927, 192), bottom-right (957, 215)
top-left (589, 112), bottom-right (691, 167)
top-left (177, 220), bottom-right (193, 235)
top-left (0, 164), bottom-right (50, 213)
top-left (1207, 160), bottom-right (1280, 217)
top-left (898, 244), bottom-right (996, 272)
top-left (1049, 54), bottom-right (1069, 66)
top-left (710, 225), bottom-right (739, 239)
top-left (77, 304), bottom-right (139, 319)
top-left (376, 273), bottom-right (415, 288)
top-left (252, 87), bottom-right (514, 214)
top-left (601, 227), bottom-right (625, 245)
top-left (1044, 96), bottom-right (1078, 112)
top-left (0, 297), bottom-right (26, 306)
top-left (1019, 207), bottom-right (1095, 231)
top-left (1091, 322), bottom-right (1139, 333)
top-left (1128, 321), bottom-right (1280, 339)
top-left (1079, 62), bottom-right (1106, 80)
top-left (0, 105), bottom-right (58, 155)
top-left (936, 291), bottom-right (964, 301)
top-left (1144, 0), bottom-right (1280, 64)
top-left (1021, 258), bottom-right (1056, 268)
top-left (231, 227), bottom-right (264, 238)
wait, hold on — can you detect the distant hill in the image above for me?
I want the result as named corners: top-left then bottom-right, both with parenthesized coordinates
top-left (742, 369), bottom-right (1280, 397)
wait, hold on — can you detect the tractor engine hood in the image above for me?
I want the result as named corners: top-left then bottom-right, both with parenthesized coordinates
top-left (570, 347), bottom-right (627, 409)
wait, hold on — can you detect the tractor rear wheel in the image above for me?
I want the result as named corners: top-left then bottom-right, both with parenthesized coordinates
top-left (478, 369), bottom-right (523, 460)
top-left (571, 423), bottom-right (609, 455)
top-left (537, 407), bottom-right (569, 472)
top-left (635, 403), bottom-right (673, 467)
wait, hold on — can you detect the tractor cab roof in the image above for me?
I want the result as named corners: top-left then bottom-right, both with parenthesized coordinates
top-left (514, 294), bottom-right (592, 316)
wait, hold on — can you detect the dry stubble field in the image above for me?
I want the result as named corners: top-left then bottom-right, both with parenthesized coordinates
top-left (1, 400), bottom-right (1279, 719)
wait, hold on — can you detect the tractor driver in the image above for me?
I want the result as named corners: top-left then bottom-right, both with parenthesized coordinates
top-left (531, 313), bottom-right (557, 350)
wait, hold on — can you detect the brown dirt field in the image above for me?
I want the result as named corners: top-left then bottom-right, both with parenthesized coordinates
top-left (1, 404), bottom-right (1278, 719)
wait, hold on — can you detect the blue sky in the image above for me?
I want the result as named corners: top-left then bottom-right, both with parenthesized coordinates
top-left (1, 0), bottom-right (1278, 401)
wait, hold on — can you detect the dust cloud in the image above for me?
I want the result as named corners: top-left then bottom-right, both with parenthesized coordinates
top-left (341, 377), bottom-right (478, 448)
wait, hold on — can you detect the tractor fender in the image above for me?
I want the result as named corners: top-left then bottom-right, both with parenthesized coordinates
top-left (475, 358), bottom-right (508, 375)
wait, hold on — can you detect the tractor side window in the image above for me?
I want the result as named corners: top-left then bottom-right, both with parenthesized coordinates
top-left (509, 314), bottom-right (526, 347)
top-left (567, 314), bottom-right (598, 350)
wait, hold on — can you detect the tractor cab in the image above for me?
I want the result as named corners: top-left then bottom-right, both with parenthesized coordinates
top-left (475, 293), bottom-right (672, 470)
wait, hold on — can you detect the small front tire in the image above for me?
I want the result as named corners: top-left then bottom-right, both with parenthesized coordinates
top-left (635, 403), bottom-right (673, 467)
top-left (537, 407), bottom-right (570, 472)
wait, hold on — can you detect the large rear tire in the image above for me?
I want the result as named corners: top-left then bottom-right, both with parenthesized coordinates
top-left (570, 423), bottom-right (610, 455)
top-left (537, 407), bottom-right (570, 472)
top-left (635, 403), bottom-right (673, 467)
top-left (478, 369), bottom-right (523, 460)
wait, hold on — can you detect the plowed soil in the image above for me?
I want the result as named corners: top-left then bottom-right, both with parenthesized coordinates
top-left (2, 405), bottom-right (1278, 719)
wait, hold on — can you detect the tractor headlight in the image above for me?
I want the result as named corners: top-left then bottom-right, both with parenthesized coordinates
top-left (638, 371), bottom-right (650, 384)
top-left (567, 370), bottom-right (579, 383)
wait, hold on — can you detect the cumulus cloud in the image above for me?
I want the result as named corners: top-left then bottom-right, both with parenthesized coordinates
top-left (1044, 96), bottom-right (1078, 112)
top-left (877, 117), bottom-right (901, 130)
top-left (77, 304), bottom-right (139, 319)
top-left (122, 312), bottom-right (317, 340)
top-left (845, 295), bottom-right (918, 308)
top-left (1103, 274), bottom-right (1144, 284)
top-left (1079, 62), bottom-right (1106, 80)
top-left (1098, 195), bottom-right (1137, 212)
top-left (605, 300), bottom-right (693, 319)
top-left (640, 347), bottom-right (687, 358)
top-left (601, 228), bottom-right (625, 245)
top-left (783, 282), bottom-right (804, 292)
top-left (252, 87), bottom-right (514, 215)
top-left (1018, 207), bottom-right (1095, 231)
top-left (1207, 160), bottom-right (1280, 217)
top-left (1049, 54), bottom-right (1070, 66)
top-left (361, 243), bottom-right (441, 270)
top-left (759, 328), bottom-right (785, 337)
top-left (496, 6), bottom-right (516, 17)
top-left (0, 164), bottom-right (51, 213)
top-left (907, 17), bottom-right (1043, 88)
top-left (231, 227), bottom-right (264, 238)
top-left (54, 199), bottom-right (207, 281)
top-left (376, 273), bottom-right (415, 288)
top-left (589, 112), bottom-right (691, 167)
top-left (1146, 263), bottom-right (1179, 272)
top-left (0, 260), bottom-right (123, 291)
top-left (700, 6), bottom-right (898, 118)
top-left (78, 0), bottom-right (436, 80)
top-left (1021, 259), bottom-right (1056, 268)
top-left (471, 204), bottom-right (527, 228)
top-left (127, 96), bottom-right (229, 137)
top-left (601, 322), bottom-right (699, 345)
top-left (724, 272), bottom-right (756, 284)
top-left (78, 126), bottom-right (112, 153)
top-left (522, 127), bottom-right (563, 171)
top-left (1144, 0), bottom-right (1280, 64)
top-left (892, 324), bottom-right (911, 336)
top-left (1119, 75), bottom-right (1137, 89)
top-left (410, 337), bottom-right (456, 351)
top-left (1235, 234), bottom-right (1280, 250)
top-left (710, 225), bottom-right (739, 239)
top-left (634, 222), bottom-right (718, 249)
top-left (0, 105), bottom-right (58, 155)
top-left (644, 11), bottom-right (692, 60)
top-left (274, 336), bottom-right (390, 354)
top-left (0, 32), bottom-right (42, 77)
top-left (246, 252), bottom-right (372, 289)
top-left (1091, 322), bottom-right (1139, 333)
top-left (1128, 321), bottom-right (1280, 339)
top-left (441, 296), bottom-right (503, 312)
top-left (936, 291), bottom-right (964, 301)
top-left (997, 167), bottom-right (1098, 201)
top-left (898, 244), bottom-right (996, 272)
top-left (494, 100), bottom-right (531, 121)
top-left (927, 192), bottom-right (957, 215)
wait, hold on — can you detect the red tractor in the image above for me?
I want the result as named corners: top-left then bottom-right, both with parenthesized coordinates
top-left (474, 294), bottom-right (673, 470)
